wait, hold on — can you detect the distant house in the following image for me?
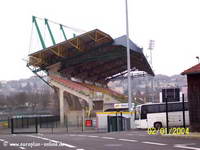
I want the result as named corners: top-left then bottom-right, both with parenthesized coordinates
top-left (182, 63), bottom-right (200, 132)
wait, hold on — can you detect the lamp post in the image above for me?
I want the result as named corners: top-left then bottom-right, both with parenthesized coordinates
top-left (125, 0), bottom-right (132, 112)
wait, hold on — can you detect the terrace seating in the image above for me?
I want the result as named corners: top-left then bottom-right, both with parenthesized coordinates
top-left (50, 75), bottom-right (90, 96)
top-left (50, 75), bottom-right (127, 102)
top-left (80, 82), bottom-right (127, 102)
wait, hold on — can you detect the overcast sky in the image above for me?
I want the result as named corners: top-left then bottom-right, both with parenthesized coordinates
top-left (0, 0), bottom-right (199, 81)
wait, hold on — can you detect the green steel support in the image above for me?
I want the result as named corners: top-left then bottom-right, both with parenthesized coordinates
top-left (32, 16), bottom-right (46, 49)
top-left (60, 24), bottom-right (67, 40)
top-left (26, 64), bottom-right (53, 88)
top-left (45, 18), bottom-right (56, 45)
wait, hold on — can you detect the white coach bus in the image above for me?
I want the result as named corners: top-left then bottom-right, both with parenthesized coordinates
top-left (135, 101), bottom-right (189, 129)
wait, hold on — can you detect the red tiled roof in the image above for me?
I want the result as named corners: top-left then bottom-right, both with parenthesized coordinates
top-left (181, 63), bottom-right (200, 75)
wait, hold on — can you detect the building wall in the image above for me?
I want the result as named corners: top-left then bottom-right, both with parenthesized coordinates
top-left (187, 74), bottom-right (200, 132)
top-left (64, 110), bottom-right (83, 126)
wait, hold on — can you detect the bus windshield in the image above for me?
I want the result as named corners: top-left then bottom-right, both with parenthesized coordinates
top-left (135, 106), bottom-right (141, 120)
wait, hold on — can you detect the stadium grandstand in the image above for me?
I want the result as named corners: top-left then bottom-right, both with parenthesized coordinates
top-left (27, 16), bottom-right (154, 124)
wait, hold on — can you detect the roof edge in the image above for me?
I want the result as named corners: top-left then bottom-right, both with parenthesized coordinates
top-left (181, 63), bottom-right (200, 75)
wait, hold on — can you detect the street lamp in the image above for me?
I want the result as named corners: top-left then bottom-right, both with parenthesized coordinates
top-left (125, 0), bottom-right (132, 112)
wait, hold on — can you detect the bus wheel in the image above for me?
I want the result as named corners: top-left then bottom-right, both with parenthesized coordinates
top-left (154, 122), bottom-right (162, 129)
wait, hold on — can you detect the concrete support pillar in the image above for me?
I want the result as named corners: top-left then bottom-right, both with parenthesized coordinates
top-left (82, 109), bottom-right (85, 130)
top-left (51, 80), bottom-right (93, 123)
top-left (59, 88), bottom-right (64, 126)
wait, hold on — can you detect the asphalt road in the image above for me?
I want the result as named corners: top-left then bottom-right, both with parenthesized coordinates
top-left (0, 130), bottom-right (200, 150)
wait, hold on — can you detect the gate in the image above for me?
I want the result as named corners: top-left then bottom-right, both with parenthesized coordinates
top-left (107, 115), bottom-right (130, 132)
top-left (10, 115), bottom-right (59, 134)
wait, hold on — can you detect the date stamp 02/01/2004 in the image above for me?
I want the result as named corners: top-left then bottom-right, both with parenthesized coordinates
top-left (147, 127), bottom-right (190, 135)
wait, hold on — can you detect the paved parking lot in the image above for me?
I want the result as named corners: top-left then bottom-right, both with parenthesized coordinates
top-left (0, 130), bottom-right (200, 150)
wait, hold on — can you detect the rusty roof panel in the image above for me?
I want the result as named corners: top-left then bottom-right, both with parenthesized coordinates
top-left (182, 63), bottom-right (200, 75)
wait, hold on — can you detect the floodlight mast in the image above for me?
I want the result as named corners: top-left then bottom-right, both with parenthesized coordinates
top-left (125, 0), bottom-right (132, 112)
top-left (148, 40), bottom-right (155, 103)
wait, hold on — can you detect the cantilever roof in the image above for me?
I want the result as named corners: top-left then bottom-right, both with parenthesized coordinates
top-left (181, 63), bottom-right (200, 75)
top-left (28, 29), bottom-right (113, 66)
top-left (28, 29), bottom-right (154, 84)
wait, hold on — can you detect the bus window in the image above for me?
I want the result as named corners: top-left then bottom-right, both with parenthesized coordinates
top-left (150, 105), bottom-right (159, 113)
top-left (146, 105), bottom-right (154, 113)
top-left (168, 102), bottom-right (188, 112)
top-left (159, 104), bottom-right (165, 112)
top-left (184, 102), bottom-right (188, 111)
top-left (141, 105), bottom-right (147, 119)
top-left (145, 105), bottom-right (160, 114)
top-left (172, 103), bottom-right (182, 111)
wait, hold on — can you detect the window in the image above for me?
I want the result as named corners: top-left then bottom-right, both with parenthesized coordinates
top-left (168, 102), bottom-right (188, 112)
top-left (146, 105), bottom-right (160, 113)
top-left (141, 105), bottom-right (147, 119)
top-left (146, 105), bottom-right (154, 113)
top-left (172, 103), bottom-right (182, 111)
top-left (184, 102), bottom-right (188, 111)
top-left (160, 102), bottom-right (188, 112)
top-left (159, 104), bottom-right (166, 112)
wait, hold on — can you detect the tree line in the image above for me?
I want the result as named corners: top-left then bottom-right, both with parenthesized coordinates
top-left (0, 91), bottom-right (56, 112)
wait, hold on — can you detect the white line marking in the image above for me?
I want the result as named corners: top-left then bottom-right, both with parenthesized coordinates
top-left (26, 135), bottom-right (76, 148)
top-left (142, 141), bottom-right (167, 146)
top-left (77, 135), bottom-right (87, 137)
top-left (127, 133), bottom-right (146, 136)
top-left (76, 149), bottom-right (85, 150)
top-left (174, 144), bottom-right (200, 150)
top-left (101, 137), bottom-right (115, 140)
top-left (69, 134), bottom-right (77, 136)
top-left (104, 144), bottom-right (122, 147)
top-left (19, 147), bottom-right (26, 150)
top-left (127, 132), bottom-right (139, 135)
top-left (118, 139), bottom-right (138, 142)
top-left (138, 134), bottom-right (147, 136)
top-left (87, 135), bottom-right (99, 138)
top-left (0, 139), bottom-right (5, 142)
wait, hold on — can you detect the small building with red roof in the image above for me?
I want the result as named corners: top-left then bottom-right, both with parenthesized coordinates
top-left (182, 63), bottom-right (200, 132)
